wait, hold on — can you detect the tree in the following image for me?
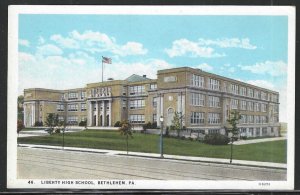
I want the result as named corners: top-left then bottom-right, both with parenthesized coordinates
top-left (171, 112), bottom-right (181, 137)
top-left (17, 120), bottom-right (24, 135)
top-left (118, 120), bottom-right (133, 155)
top-left (17, 95), bottom-right (24, 120)
top-left (225, 110), bottom-right (242, 163)
top-left (45, 113), bottom-right (59, 134)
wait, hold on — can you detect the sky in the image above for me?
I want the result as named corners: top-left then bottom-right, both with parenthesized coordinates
top-left (18, 14), bottom-right (288, 122)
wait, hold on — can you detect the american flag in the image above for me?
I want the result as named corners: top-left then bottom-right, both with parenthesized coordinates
top-left (102, 56), bottom-right (112, 64)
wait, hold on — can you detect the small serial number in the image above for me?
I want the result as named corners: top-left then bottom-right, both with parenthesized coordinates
top-left (259, 182), bottom-right (270, 186)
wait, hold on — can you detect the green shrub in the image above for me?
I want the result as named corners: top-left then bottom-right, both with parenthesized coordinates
top-left (142, 121), bottom-right (152, 130)
top-left (79, 120), bottom-right (87, 127)
top-left (204, 134), bottom-right (230, 145)
top-left (114, 121), bottom-right (121, 127)
top-left (151, 122), bottom-right (157, 129)
top-left (34, 121), bottom-right (43, 127)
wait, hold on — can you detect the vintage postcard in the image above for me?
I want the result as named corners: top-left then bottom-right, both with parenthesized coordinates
top-left (7, 5), bottom-right (295, 190)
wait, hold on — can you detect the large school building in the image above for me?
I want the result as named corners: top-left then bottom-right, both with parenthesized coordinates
top-left (23, 67), bottom-right (280, 137)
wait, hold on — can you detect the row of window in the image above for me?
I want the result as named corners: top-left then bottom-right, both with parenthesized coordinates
top-left (129, 114), bottom-right (145, 123)
top-left (240, 115), bottom-right (268, 124)
top-left (190, 93), bottom-right (269, 112)
top-left (58, 116), bottom-right (86, 123)
top-left (190, 74), bottom-right (278, 102)
top-left (190, 112), bottom-right (221, 125)
top-left (67, 91), bottom-right (86, 100)
top-left (129, 99), bottom-right (145, 109)
top-left (129, 85), bottom-right (145, 96)
top-left (57, 103), bottom-right (86, 112)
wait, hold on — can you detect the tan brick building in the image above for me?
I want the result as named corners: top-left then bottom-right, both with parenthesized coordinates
top-left (23, 67), bottom-right (280, 137)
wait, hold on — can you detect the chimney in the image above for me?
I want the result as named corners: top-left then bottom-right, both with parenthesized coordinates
top-left (143, 75), bottom-right (146, 78)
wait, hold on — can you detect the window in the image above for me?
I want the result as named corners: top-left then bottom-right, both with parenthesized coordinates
top-left (208, 129), bottom-right (220, 134)
top-left (240, 100), bottom-right (247, 110)
top-left (68, 104), bottom-right (78, 111)
top-left (274, 105), bottom-right (279, 113)
top-left (248, 88), bottom-right (254, 98)
top-left (190, 112), bottom-right (205, 124)
top-left (261, 104), bottom-right (267, 112)
top-left (260, 116), bottom-right (268, 123)
top-left (254, 90), bottom-right (259, 99)
top-left (262, 127), bottom-right (268, 136)
top-left (129, 85), bottom-right (145, 95)
top-left (261, 92), bottom-right (267, 100)
top-left (58, 116), bottom-right (64, 121)
top-left (254, 103), bottom-right (260, 112)
top-left (81, 103), bottom-right (86, 111)
top-left (81, 116), bottom-right (87, 122)
top-left (80, 91), bottom-right (86, 99)
top-left (191, 93), bottom-right (205, 106)
top-left (129, 114), bottom-right (145, 123)
top-left (122, 99), bottom-right (127, 108)
top-left (274, 115), bottom-right (279, 122)
top-left (240, 86), bottom-right (247, 96)
top-left (272, 94), bottom-right (279, 103)
top-left (231, 84), bottom-right (239, 95)
top-left (150, 83), bottom-right (157, 90)
top-left (191, 74), bottom-right (204, 88)
top-left (153, 114), bottom-right (157, 123)
top-left (208, 113), bottom-right (221, 124)
top-left (254, 115), bottom-right (260, 124)
top-left (129, 99), bottom-right (145, 109)
top-left (230, 99), bottom-right (238, 109)
top-left (256, 128), bottom-right (260, 136)
top-left (208, 96), bottom-right (220, 108)
top-left (153, 97), bottom-right (158, 107)
top-left (68, 92), bottom-right (78, 100)
top-left (209, 78), bottom-right (220, 91)
top-left (247, 102), bottom-right (254, 111)
top-left (56, 104), bottom-right (64, 111)
top-left (247, 115), bottom-right (254, 123)
top-left (122, 86), bottom-right (127, 95)
top-left (68, 116), bottom-right (78, 123)
top-left (240, 115), bottom-right (247, 124)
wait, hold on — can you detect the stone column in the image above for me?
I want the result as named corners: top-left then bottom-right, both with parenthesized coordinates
top-left (88, 101), bottom-right (92, 126)
top-left (32, 103), bottom-right (35, 126)
top-left (95, 101), bottom-right (98, 126)
top-left (108, 99), bottom-right (112, 126)
top-left (23, 103), bottom-right (27, 127)
top-left (102, 101), bottom-right (106, 126)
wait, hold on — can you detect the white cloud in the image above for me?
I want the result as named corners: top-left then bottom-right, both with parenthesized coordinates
top-left (115, 42), bottom-right (148, 56)
top-left (196, 63), bottom-right (213, 71)
top-left (239, 61), bottom-right (287, 76)
top-left (228, 67), bottom-right (235, 73)
top-left (198, 38), bottom-right (257, 49)
top-left (246, 80), bottom-right (275, 90)
top-left (18, 48), bottom-right (172, 95)
top-left (19, 39), bottom-right (30, 47)
top-left (49, 30), bottom-right (148, 56)
top-left (165, 39), bottom-right (225, 58)
top-left (36, 44), bottom-right (63, 56)
top-left (50, 34), bottom-right (79, 49)
top-left (38, 36), bottom-right (45, 45)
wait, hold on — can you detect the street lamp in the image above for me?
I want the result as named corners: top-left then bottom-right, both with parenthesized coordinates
top-left (228, 132), bottom-right (233, 164)
top-left (160, 116), bottom-right (164, 158)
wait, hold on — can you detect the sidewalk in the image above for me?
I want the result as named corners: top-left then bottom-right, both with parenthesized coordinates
top-left (19, 144), bottom-right (287, 169)
top-left (233, 137), bottom-right (286, 145)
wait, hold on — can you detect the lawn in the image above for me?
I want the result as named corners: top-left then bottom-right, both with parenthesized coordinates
top-left (17, 129), bottom-right (287, 163)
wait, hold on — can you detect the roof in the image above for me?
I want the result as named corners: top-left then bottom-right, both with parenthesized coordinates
top-left (125, 74), bottom-right (150, 82)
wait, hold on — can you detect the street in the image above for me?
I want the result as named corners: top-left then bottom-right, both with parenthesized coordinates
top-left (17, 147), bottom-right (286, 180)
